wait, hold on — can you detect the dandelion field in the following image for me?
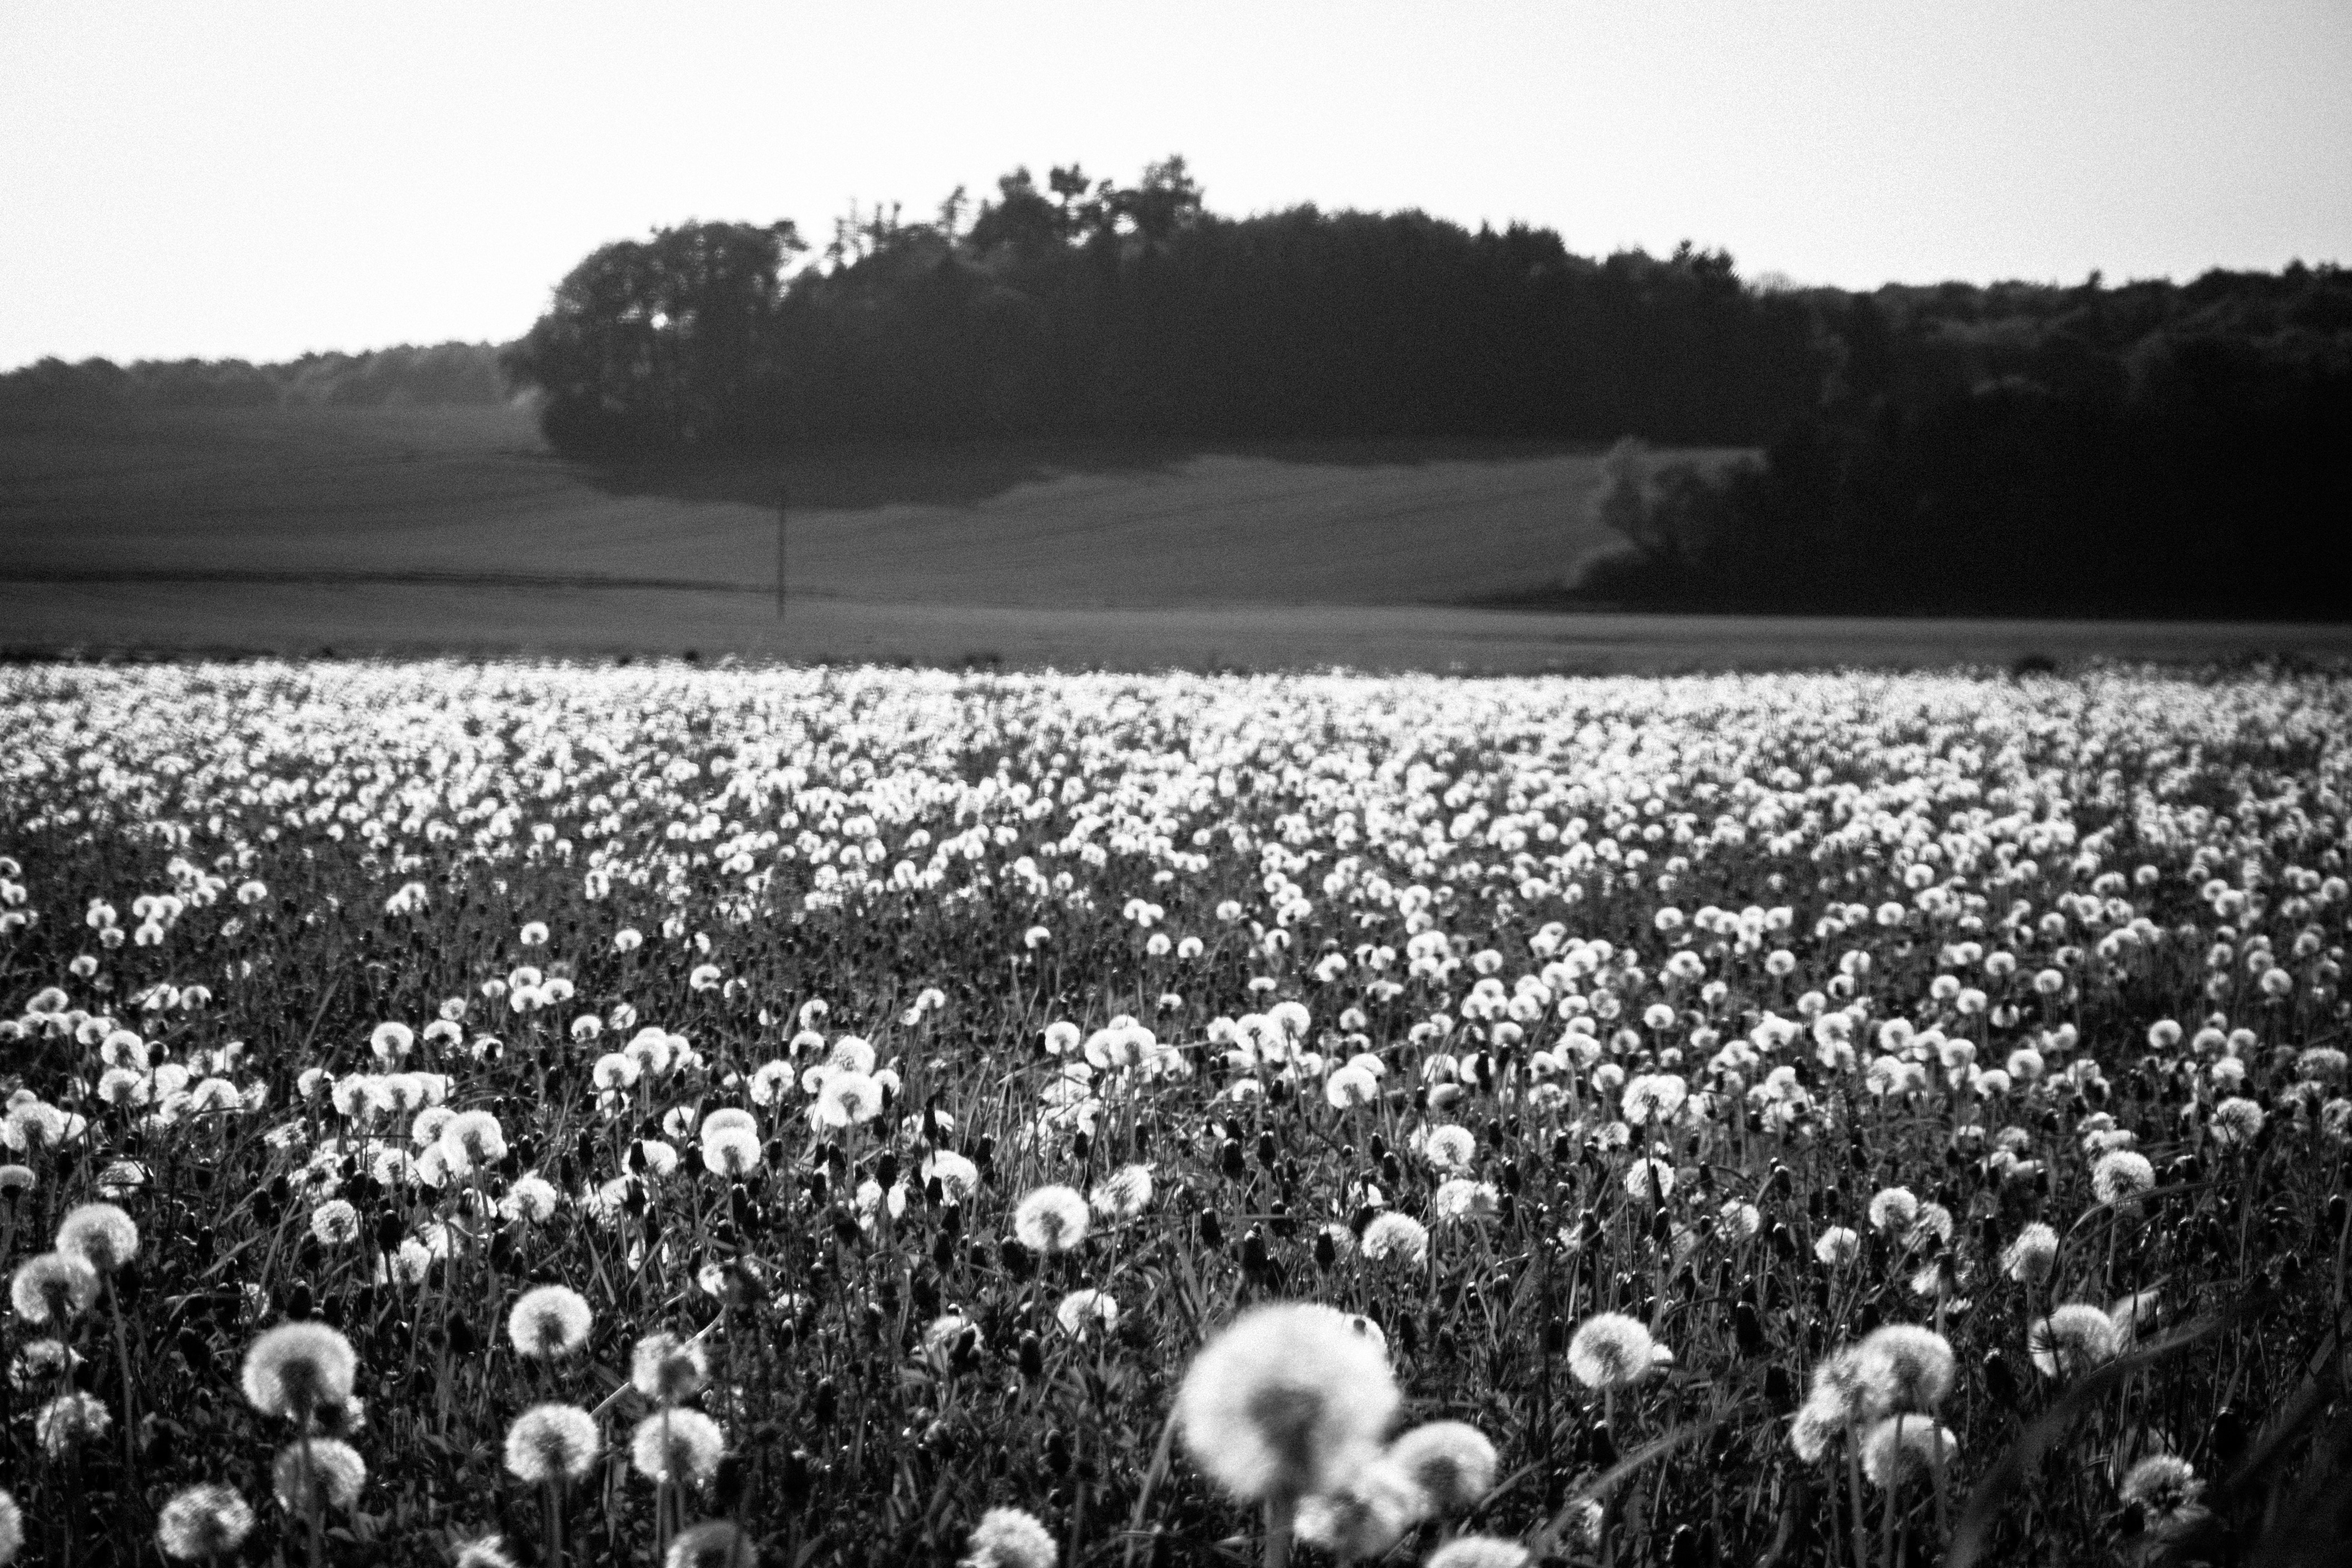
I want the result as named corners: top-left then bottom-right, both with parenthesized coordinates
top-left (0, 657), bottom-right (2347, 1568)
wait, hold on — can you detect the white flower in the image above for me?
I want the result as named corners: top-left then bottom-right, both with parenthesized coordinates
top-left (962, 1505), bottom-right (1056, 1568)
top-left (1012, 1186), bottom-right (1091, 1254)
top-left (1054, 1289), bottom-right (1120, 1338)
top-left (1566, 1313), bottom-right (1665, 1390)
top-left (1176, 1303), bottom-right (1401, 1504)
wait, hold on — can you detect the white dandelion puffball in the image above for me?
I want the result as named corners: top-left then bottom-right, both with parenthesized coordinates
top-left (271, 1439), bottom-right (367, 1512)
top-left (55, 1202), bottom-right (139, 1273)
top-left (1866, 1187), bottom-right (1918, 1235)
top-left (1012, 1185), bottom-right (1092, 1254)
top-left (1387, 1419), bottom-right (1499, 1512)
top-left (1176, 1302), bottom-right (1402, 1504)
top-left (631, 1332), bottom-right (709, 1404)
top-left (439, 1110), bottom-right (507, 1174)
top-left (1055, 1288), bottom-right (1120, 1338)
top-left (505, 1403), bottom-right (602, 1484)
top-left (699, 1125), bottom-right (764, 1177)
top-left (241, 1322), bottom-right (358, 1418)
top-left (2001, 1221), bottom-right (2060, 1283)
top-left (1567, 1313), bottom-right (1665, 1390)
top-left (1359, 1211), bottom-right (1430, 1267)
top-left (35, 1390), bottom-right (111, 1454)
top-left (2029, 1304), bottom-right (2122, 1379)
top-left (2119, 1454), bottom-right (2203, 1516)
top-left (310, 1200), bottom-right (362, 1247)
top-left (1294, 1450), bottom-right (1427, 1562)
top-left (1421, 1124), bottom-right (1477, 1172)
top-left (10, 1252), bottom-right (99, 1325)
top-left (1859, 1415), bottom-right (1959, 1488)
top-left (2091, 1150), bottom-right (2156, 1206)
top-left (813, 1070), bottom-right (884, 1128)
top-left (1434, 1178), bottom-right (1500, 1224)
top-left (1424, 1539), bottom-right (1532, 1568)
top-left (507, 1284), bottom-right (593, 1358)
top-left (923, 1149), bottom-right (981, 1199)
top-left (1089, 1163), bottom-right (1153, 1219)
top-left (1855, 1324), bottom-right (1955, 1411)
top-left (1326, 1064), bottom-right (1381, 1108)
top-left (962, 1505), bottom-right (1057, 1568)
top-left (630, 1408), bottom-right (726, 1487)
top-left (155, 1482), bottom-right (256, 1561)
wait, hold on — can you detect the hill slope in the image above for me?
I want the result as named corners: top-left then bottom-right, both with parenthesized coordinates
top-left (6, 405), bottom-right (2347, 671)
top-left (0, 404), bottom-right (1660, 608)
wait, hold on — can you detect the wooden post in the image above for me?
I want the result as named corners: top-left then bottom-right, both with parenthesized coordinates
top-left (775, 486), bottom-right (787, 622)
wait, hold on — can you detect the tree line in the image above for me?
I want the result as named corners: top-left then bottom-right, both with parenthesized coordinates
top-left (489, 155), bottom-right (2349, 617)
top-left (1592, 265), bottom-right (2352, 617)
top-left (9, 155), bottom-right (2343, 617)
top-left (498, 157), bottom-right (1822, 451)
top-left (0, 342), bottom-right (511, 413)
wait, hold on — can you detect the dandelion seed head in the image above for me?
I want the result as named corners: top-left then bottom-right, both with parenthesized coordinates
top-left (2091, 1150), bottom-right (2156, 1206)
top-left (1054, 1289), bottom-right (1120, 1338)
top-left (629, 1408), bottom-right (726, 1487)
top-left (55, 1201), bottom-right (138, 1273)
top-left (698, 1125), bottom-right (764, 1177)
top-left (1176, 1301), bottom-right (1401, 1504)
top-left (34, 1389), bottom-right (110, 1454)
top-left (2209, 1097), bottom-right (2265, 1147)
top-left (1425, 1538), bottom-right (1532, 1568)
top-left (500, 1173), bottom-right (562, 1224)
top-left (271, 1438), bottom-right (367, 1512)
top-left (155, 1483), bottom-right (255, 1561)
top-left (1358, 1211), bottom-right (1429, 1267)
top-left (1866, 1187), bottom-right (1917, 1235)
top-left (2029, 1304), bottom-right (2122, 1379)
top-left (1567, 1313), bottom-right (1661, 1391)
top-left (1386, 1419), bottom-right (1499, 1513)
top-left (1856, 1324), bottom-right (1955, 1411)
top-left (2119, 1454), bottom-right (2202, 1516)
top-left (507, 1284), bottom-right (593, 1358)
top-left (813, 1070), bottom-right (883, 1129)
top-left (504, 1403), bottom-right (602, 1484)
top-left (631, 1331), bottom-right (708, 1404)
top-left (1294, 1450), bottom-right (1426, 1562)
top-left (240, 1321), bottom-right (358, 1419)
top-left (961, 1505), bottom-right (1057, 1568)
top-left (10, 1251), bottom-right (99, 1325)
top-left (923, 1150), bottom-right (980, 1199)
top-left (2001, 1221), bottom-right (2060, 1284)
top-left (1802, 1344), bottom-right (1898, 1433)
top-left (665, 1521), bottom-right (756, 1568)
top-left (1859, 1415), bottom-right (1958, 1488)
top-left (1434, 1177), bottom-right (1500, 1224)
top-left (1012, 1186), bottom-right (1091, 1254)
top-left (439, 1109), bottom-right (507, 1171)
top-left (1089, 1163), bottom-right (1153, 1220)
top-left (309, 1200), bottom-right (361, 1246)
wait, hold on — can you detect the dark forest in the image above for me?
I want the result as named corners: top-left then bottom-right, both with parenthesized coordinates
top-left (9, 157), bottom-right (2346, 617)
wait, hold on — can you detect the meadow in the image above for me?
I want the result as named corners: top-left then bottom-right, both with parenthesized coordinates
top-left (0, 657), bottom-right (2346, 1567)
top-left (10, 405), bottom-right (2348, 673)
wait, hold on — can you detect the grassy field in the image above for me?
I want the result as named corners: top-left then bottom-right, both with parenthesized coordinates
top-left (2, 661), bottom-right (2348, 1565)
top-left (5, 405), bottom-right (2349, 671)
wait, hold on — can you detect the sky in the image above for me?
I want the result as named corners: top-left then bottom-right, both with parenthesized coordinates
top-left (4, 1), bottom-right (2349, 369)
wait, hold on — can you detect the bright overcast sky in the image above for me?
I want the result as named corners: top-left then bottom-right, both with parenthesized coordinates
top-left (4, 0), bottom-right (2348, 368)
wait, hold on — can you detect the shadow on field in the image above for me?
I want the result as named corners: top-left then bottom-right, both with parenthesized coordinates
top-left (569, 436), bottom-right (1605, 513)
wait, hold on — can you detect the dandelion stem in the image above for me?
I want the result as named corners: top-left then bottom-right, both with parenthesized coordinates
top-left (104, 1273), bottom-right (142, 1502)
top-left (1264, 1493), bottom-right (1294, 1568)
